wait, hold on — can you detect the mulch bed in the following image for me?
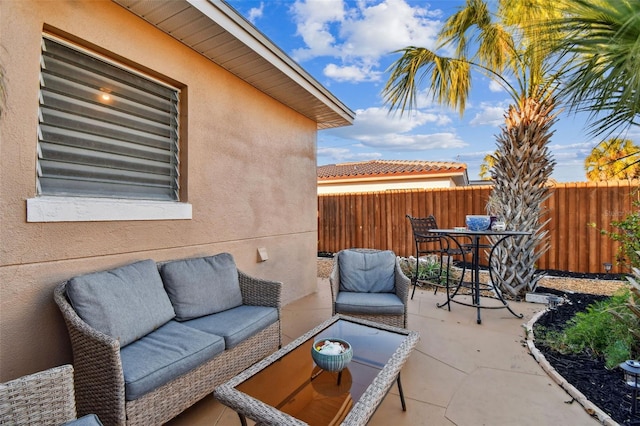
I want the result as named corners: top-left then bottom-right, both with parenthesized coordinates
top-left (533, 287), bottom-right (634, 425)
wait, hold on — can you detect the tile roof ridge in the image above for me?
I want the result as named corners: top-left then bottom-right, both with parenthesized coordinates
top-left (317, 159), bottom-right (467, 179)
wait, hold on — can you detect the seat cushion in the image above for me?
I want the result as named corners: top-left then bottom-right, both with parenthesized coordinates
top-left (120, 320), bottom-right (225, 401)
top-left (159, 253), bottom-right (244, 321)
top-left (338, 249), bottom-right (396, 293)
top-left (335, 291), bottom-right (405, 315)
top-left (66, 259), bottom-right (175, 347)
top-left (63, 414), bottom-right (104, 426)
top-left (182, 305), bottom-right (278, 349)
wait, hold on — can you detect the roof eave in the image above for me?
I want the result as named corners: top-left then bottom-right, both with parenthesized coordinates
top-left (112, 0), bottom-right (354, 129)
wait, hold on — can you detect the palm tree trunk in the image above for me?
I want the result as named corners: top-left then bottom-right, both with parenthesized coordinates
top-left (489, 96), bottom-right (556, 298)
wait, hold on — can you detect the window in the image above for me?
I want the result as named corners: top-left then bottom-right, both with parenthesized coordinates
top-left (28, 35), bottom-right (190, 222)
top-left (37, 36), bottom-right (180, 201)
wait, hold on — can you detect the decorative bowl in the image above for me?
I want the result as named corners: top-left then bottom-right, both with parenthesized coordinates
top-left (312, 338), bottom-right (353, 372)
top-left (465, 215), bottom-right (492, 231)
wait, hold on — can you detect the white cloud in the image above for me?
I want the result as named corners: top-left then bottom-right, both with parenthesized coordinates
top-left (360, 132), bottom-right (466, 151)
top-left (488, 80), bottom-right (505, 93)
top-left (455, 150), bottom-right (495, 160)
top-left (338, 0), bottom-right (440, 59)
top-left (290, 0), bottom-right (443, 81)
top-left (290, 0), bottom-right (345, 60)
top-left (323, 63), bottom-right (382, 83)
top-left (548, 141), bottom-right (593, 173)
top-left (354, 107), bottom-right (451, 134)
top-left (549, 141), bottom-right (595, 152)
top-left (317, 147), bottom-right (382, 163)
top-left (325, 107), bottom-right (465, 151)
top-left (247, 2), bottom-right (264, 24)
top-left (469, 103), bottom-right (508, 126)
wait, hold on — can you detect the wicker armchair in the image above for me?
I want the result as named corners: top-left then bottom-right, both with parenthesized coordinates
top-left (329, 249), bottom-right (410, 328)
top-left (0, 364), bottom-right (99, 425)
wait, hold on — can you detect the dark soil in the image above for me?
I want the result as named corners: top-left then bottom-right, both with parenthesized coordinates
top-left (533, 286), bottom-right (634, 424)
top-left (453, 259), bottom-right (629, 281)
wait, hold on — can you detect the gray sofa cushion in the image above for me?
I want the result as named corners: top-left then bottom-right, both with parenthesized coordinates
top-left (338, 250), bottom-right (396, 293)
top-left (63, 414), bottom-right (103, 426)
top-left (335, 291), bottom-right (405, 315)
top-left (159, 253), bottom-right (244, 321)
top-left (66, 259), bottom-right (175, 347)
top-left (183, 305), bottom-right (278, 349)
top-left (120, 320), bottom-right (225, 401)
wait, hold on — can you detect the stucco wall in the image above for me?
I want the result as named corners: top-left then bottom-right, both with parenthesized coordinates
top-left (0, 0), bottom-right (319, 381)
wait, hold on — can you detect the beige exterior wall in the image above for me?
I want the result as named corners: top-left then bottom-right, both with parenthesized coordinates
top-left (0, 0), bottom-right (320, 381)
top-left (317, 177), bottom-right (458, 194)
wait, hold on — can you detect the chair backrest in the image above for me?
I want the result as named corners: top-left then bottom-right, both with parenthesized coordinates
top-left (337, 249), bottom-right (397, 293)
top-left (406, 215), bottom-right (441, 243)
top-left (0, 364), bottom-right (77, 424)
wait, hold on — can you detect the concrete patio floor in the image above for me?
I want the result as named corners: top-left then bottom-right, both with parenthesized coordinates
top-left (167, 278), bottom-right (600, 426)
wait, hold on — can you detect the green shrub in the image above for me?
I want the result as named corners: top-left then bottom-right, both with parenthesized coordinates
top-left (538, 290), bottom-right (634, 369)
top-left (590, 199), bottom-right (640, 270)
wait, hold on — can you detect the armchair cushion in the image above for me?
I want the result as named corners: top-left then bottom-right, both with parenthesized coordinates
top-left (335, 292), bottom-right (405, 315)
top-left (66, 259), bottom-right (175, 347)
top-left (159, 253), bottom-right (243, 321)
top-left (338, 249), bottom-right (396, 293)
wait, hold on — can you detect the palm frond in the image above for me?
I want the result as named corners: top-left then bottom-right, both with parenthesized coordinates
top-left (439, 0), bottom-right (491, 58)
top-left (548, 0), bottom-right (640, 137)
top-left (383, 47), bottom-right (472, 115)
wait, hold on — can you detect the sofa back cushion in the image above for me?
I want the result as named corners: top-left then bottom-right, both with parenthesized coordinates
top-left (159, 253), bottom-right (243, 321)
top-left (66, 259), bottom-right (176, 347)
top-left (338, 249), bottom-right (396, 293)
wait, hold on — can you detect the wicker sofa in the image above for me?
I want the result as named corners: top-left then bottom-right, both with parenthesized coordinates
top-left (54, 253), bottom-right (282, 426)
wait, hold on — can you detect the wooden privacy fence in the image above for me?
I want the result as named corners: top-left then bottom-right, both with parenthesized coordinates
top-left (318, 180), bottom-right (639, 274)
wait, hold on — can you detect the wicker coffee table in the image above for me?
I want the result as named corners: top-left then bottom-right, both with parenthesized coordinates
top-left (214, 315), bottom-right (419, 425)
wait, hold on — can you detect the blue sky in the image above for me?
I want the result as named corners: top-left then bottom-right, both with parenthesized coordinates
top-left (227, 0), bottom-right (639, 182)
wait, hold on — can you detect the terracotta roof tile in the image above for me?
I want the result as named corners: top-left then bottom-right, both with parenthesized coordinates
top-left (317, 160), bottom-right (467, 180)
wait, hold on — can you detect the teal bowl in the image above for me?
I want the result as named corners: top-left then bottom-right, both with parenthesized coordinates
top-left (312, 338), bottom-right (353, 372)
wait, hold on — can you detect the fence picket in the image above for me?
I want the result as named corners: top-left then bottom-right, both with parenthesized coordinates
top-left (318, 180), bottom-right (639, 274)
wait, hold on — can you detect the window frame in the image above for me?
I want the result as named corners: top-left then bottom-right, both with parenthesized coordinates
top-left (28, 34), bottom-right (191, 222)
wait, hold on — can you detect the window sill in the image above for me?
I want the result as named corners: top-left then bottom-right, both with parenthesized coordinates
top-left (27, 197), bottom-right (192, 222)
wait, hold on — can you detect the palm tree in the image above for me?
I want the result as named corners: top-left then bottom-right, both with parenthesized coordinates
top-left (479, 152), bottom-right (497, 180)
top-left (585, 138), bottom-right (640, 181)
top-left (547, 0), bottom-right (640, 174)
top-left (383, 0), bottom-right (562, 298)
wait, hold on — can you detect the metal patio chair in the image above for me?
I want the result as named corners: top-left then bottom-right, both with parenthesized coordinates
top-left (406, 215), bottom-right (471, 301)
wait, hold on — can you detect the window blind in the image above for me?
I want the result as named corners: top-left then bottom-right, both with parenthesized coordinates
top-left (38, 37), bottom-right (180, 201)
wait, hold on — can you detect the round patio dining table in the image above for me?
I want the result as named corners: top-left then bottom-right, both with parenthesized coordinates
top-left (429, 228), bottom-right (532, 324)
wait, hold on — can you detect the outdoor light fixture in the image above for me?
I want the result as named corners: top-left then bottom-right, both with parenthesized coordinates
top-left (620, 360), bottom-right (640, 425)
top-left (604, 262), bottom-right (613, 274)
top-left (547, 295), bottom-right (562, 321)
